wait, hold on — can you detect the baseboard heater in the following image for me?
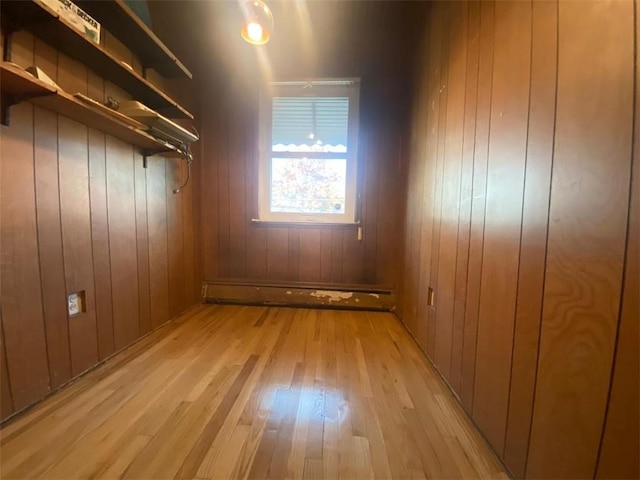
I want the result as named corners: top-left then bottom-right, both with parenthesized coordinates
top-left (202, 281), bottom-right (396, 311)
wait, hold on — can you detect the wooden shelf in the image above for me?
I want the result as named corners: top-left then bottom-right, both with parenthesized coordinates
top-left (1, 63), bottom-right (56, 97)
top-left (1, 63), bottom-right (181, 156)
top-left (0, 0), bottom-right (193, 119)
top-left (75, 0), bottom-right (192, 79)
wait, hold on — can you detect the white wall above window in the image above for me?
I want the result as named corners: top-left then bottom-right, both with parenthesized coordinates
top-left (257, 79), bottom-right (361, 224)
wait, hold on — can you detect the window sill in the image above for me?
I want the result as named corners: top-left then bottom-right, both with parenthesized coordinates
top-left (250, 218), bottom-right (360, 228)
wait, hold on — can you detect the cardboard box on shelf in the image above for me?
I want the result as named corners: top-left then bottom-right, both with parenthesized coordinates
top-left (36, 0), bottom-right (101, 44)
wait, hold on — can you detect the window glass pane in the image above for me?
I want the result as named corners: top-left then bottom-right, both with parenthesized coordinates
top-left (270, 157), bottom-right (347, 214)
top-left (272, 97), bottom-right (349, 153)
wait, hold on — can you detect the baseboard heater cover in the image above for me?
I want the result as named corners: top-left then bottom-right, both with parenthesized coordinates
top-left (203, 282), bottom-right (395, 311)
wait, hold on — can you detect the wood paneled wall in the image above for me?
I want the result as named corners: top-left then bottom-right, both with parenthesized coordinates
top-left (399, 1), bottom-right (638, 478)
top-left (193, 1), bottom-right (429, 289)
top-left (200, 79), bottom-right (405, 287)
top-left (0, 30), bottom-right (202, 421)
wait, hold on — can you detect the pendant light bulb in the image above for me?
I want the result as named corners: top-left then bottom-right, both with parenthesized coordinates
top-left (247, 22), bottom-right (263, 43)
top-left (240, 0), bottom-right (274, 45)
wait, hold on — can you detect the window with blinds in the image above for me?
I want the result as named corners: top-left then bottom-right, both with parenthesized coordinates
top-left (257, 80), bottom-right (360, 223)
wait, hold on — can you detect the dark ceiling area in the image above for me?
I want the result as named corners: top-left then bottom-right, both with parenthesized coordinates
top-left (149, 0), bottom-right (430, 84)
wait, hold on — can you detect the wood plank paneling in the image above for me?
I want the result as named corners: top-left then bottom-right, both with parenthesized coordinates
top-left (0, 11), bottom-right (201, 423)
top-left (0, 322), bottom-right (14, 419)
top-left (32, 39), bottom-right (73, 384)
top-left (33, 39), bottom-right (72, 386)
top-left (472, 0), bottom-right (531, 454)
top-left (375, 133), bottom-right (403, 290)
top-left (527, 1), bottom-right (634, 477)
top-left (361, 130), bottom-right (378, 285)
top-left (320, 230), bottom-right (332, 283)
top-left (460, 0), bottom-right (494, 413)
top-left (287, 230), bottom-right (300, 281)
top-left (399, 1), bottom-right (636, 478)
top-left (298, 229), bottom-right (322, 283)
top-left (0, 101), bottom-right (50, 409)
top-left (182, 159), bottom-right (197, 308)
top-left (216, 104), bottom-right (231, 279)
top-left (414, 2), bottom-right (445, 352)
top-left (147, 158), bottom-right (170, 329)
top-left (167, 158), bottom-right (185, 318)
top-left (198, 12), bottom-right (413, 289)
top-left (449, 0), bottom-right (480, 394)
top-left (595, 8), bottom-right (640, 476)
top-left (88, 128), bottom-right (116, 360)
top-left (330, 230), bottom-right (344, 284)
top-left (266, 228), bottom-right (289, 281)
top-left (58, 116), bottom-right (100, 375)
top-left (106, 136), bottom-right (140, 349)
top-left (202, 90), bottom-right (220, 280)
top-left (434, 0), bottom-right (467, 381)
top-left (426, 2), bottom-right (451, 360)
top-left (595, 93), bottom-right (639, 479)
top-left (135, 152), bottom-right (152, 335)
top-left (503, 2), bottom-right (557, 476)
top-left (228, 101), bottom-right (247, 279)
top-left (34, 106), bottom-right (73, 387)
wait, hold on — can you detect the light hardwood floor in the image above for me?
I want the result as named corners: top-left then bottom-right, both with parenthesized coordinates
top-left (0, 305), bottom-right (508, 479)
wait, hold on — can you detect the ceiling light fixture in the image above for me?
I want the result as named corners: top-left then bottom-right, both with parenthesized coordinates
top-left (240, 0), bottom-right (274, 45)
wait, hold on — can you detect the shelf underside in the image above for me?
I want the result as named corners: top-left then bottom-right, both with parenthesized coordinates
top-left (1, 0), bottom-right (193, 119)
top-left (1, 63), bottom-right (182, 155)
top-left (75, 0), bottom-right (192, 79)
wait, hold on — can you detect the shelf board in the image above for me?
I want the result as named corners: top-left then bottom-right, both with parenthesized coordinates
top-left (1, 62), bottom-right (180, 155)
top-left (1, 0), bottom-right (193, 119)
top-left (75, 0), bottom-right (192, 79)
top-left (1, 63), bottom-right (56, 97)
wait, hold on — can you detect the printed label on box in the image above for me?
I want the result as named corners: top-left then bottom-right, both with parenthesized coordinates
top-left (36, 0), bottom-right (101, 44)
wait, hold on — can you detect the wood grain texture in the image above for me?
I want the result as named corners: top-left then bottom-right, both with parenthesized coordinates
top-left (106, 136), bottom-right (140, 350)
top-left (0, 305), bottom-right (508, 480)
top-left (399, 1), bottom-right (636, 478)
top-left (503, 2), bottom-right (557, 476)
top-left (1, 32), bottom-right (51, 412)
top-left (595, 6), bottom-right (640, 476)
top-left (449, 0), bottom-right (480, 395)
top-left (0, 28), bottom-right (201, 421)
top-left (89, 127), bottom-right (116, 360)
top-left (472, 1), bottom-right (531, 455)
top-left (134, 151), bottom-right (152, 335)
top-left (34, 106), bottom-right (73, 388)
top-left (197, 5), bottom-right (414, 289)
top-left (32, 39), bottom-right (72, 384)
top-left (167, 158), bottom-right (186, 318)
top-left (181, 158), bottom-right (197, 308)
top-left (595, 68), bottom-right (639, 478)
top-left (58, 116), bottom-right (100, 375)
top-left (434, 0), bottom-right (467, 382)
top-left (1, 102), bottom-right (51, 410)
top-left (461, 0), bottom-right (494, 413)
top-left (415, 1), bottom-right (445, 353)
top-left (426, 1), bottom-right (451, 361)
top-left (527, 1), bottom-right (634, 477)
top-left (0, 323), bottom-right (14, 419)
top-left (147, 157), bottom-right (171, 329)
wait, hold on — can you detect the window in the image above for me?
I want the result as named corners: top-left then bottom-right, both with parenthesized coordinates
top-left (258, 79), bottom-right (360, 223)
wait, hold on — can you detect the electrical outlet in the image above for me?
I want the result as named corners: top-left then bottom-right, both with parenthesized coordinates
top-left (68, 291), bottom-right (85, 316)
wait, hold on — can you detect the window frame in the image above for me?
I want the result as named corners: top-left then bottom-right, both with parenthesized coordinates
top-left (257, 79), bottom-right (361, 224)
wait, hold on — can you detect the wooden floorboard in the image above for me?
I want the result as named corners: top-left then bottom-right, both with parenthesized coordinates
top-left (0, 305), bottom-right (507, 479)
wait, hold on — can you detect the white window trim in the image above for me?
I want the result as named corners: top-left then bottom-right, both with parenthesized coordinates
top-left (257, 79), bottom-right (361, 224)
